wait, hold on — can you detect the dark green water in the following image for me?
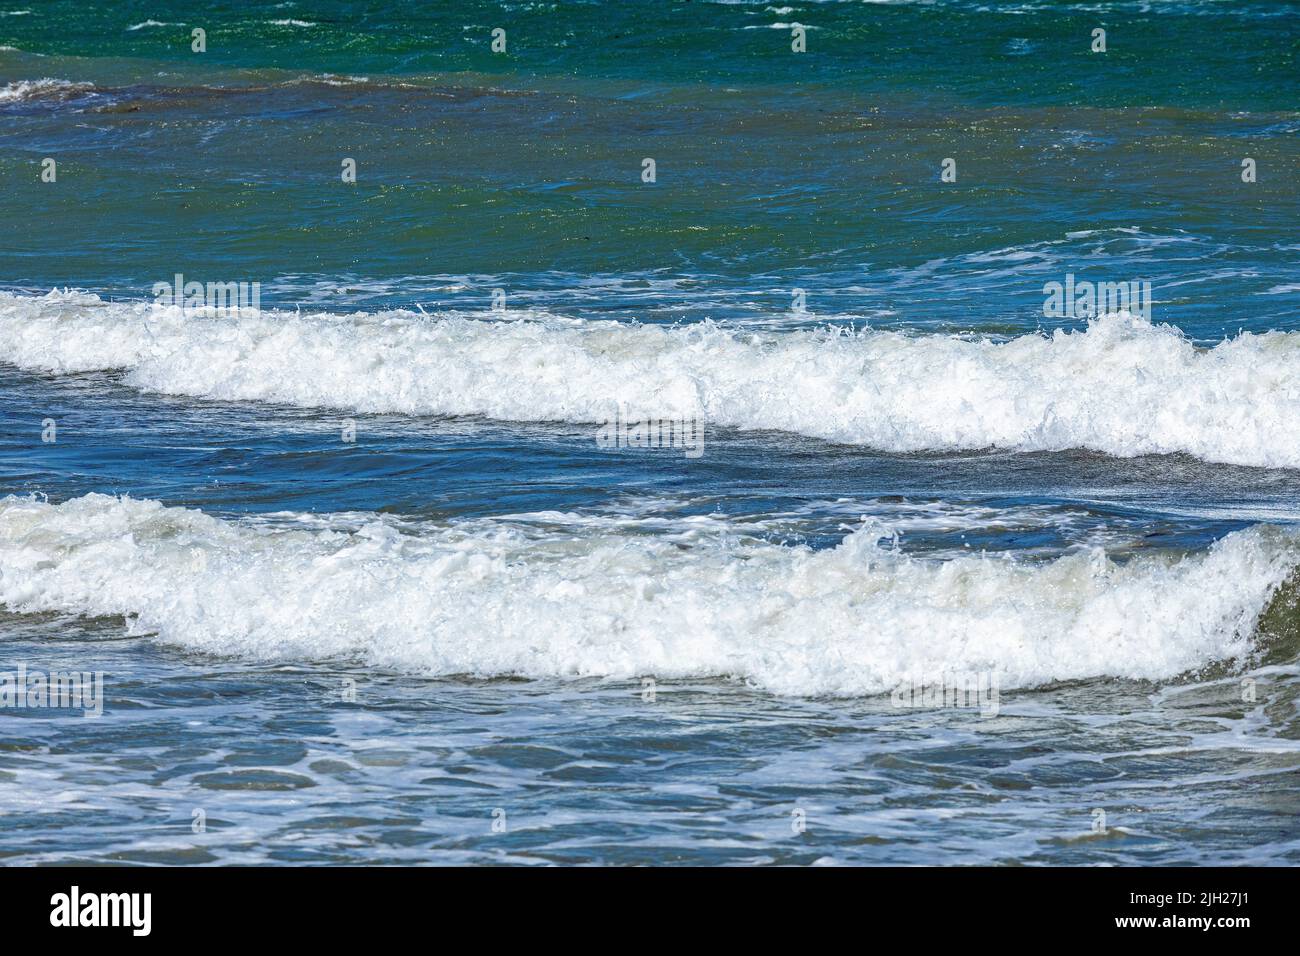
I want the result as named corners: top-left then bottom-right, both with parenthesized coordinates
top-left (2, 1), bottom-right (1297, 333)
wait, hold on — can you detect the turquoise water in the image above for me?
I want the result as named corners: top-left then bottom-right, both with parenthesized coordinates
top-left (0, 1), bottom-right (1298, 865)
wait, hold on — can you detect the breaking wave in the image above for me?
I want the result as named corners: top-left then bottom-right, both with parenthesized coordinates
top-left (0, 493), bottom-right (1294, 695)
top-left (3, 290), bottom-right (1300, 468)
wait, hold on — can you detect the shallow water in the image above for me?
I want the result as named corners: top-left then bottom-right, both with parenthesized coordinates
top-left (1, 0), bottom-right (1298, 865)
top-left (4, 612), bottom-right (1299, 866)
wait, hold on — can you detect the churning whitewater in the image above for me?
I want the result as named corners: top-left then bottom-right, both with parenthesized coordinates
top-left (0, 493), bottom-right (1294, 696)
top-left (2, 291), bottom-right (1298, 469)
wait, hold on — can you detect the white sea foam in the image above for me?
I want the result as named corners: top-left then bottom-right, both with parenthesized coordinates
top-left (2, 290), bottom-right (1300, 468)
top-left (126, 20), bottom-right (183, 31)
top-left (0, 494), bottom-right (1293, 696)
top-left (0, 78), bottom-right (93, 102)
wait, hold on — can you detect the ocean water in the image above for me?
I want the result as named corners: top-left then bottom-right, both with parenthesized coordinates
top-left (1, 0), bottom-right (1299, 865)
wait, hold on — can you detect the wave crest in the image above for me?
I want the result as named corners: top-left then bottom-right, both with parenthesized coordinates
top-left (3, 291), bottom-right (1300, 467)
top-left (0, 78), bottom-right (94, 102)
top-left (0, 493), bottom-right (1293, 695)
